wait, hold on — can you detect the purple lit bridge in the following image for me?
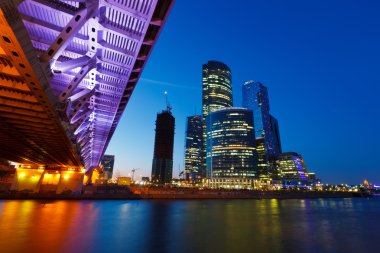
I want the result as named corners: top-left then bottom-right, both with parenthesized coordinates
top-left (0, 0), bottom-right (173, 172)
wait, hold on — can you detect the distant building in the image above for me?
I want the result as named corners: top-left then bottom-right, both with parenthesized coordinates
top-left (141, 177), bottom-right (150, 182)
top-left (101, 155), bottom-right (115, 180)
top-left (117, 177), bottom-right (131, 186)
top-left (184, 115), bottom-right (203, 181)
top-left (242, 81), bottom-right (280, 157)
top-left (151, 108), bottom-right (175, 184)
top-left (270, 152), bottom-right (309, 186)
top-left (202, 61), bottom-right (233, 177)
top-left (206, 107), bottom-right (258, 179)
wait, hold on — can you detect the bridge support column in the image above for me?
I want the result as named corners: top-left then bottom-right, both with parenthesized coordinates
top-left (10, 166), bottom-right (44, 193)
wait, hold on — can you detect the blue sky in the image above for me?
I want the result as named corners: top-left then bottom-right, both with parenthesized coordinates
top-left (106, 0), bottom-right (380, 184)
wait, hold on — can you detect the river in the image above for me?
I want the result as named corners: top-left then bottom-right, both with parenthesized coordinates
top-left (0, 198), bottom-right (379, 253)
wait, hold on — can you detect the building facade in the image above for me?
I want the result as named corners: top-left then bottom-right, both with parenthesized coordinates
top-left (151, 109), bottom-right (175, 184)
top-left (242, 81), bottom-right (279, 155)
top-left (206, 108), bottom-right (258, 179)
top-left (202, 61), bottom-right (233, 177)
top-left (184, 115), bottom-right (203, 181)
top-left (269, 152), bottom-right (309, 186)
top-left (255, 137), bottom-right (268, 179)
top-left (101, 155), bottom-right (115, 180)
top-left (242, 80), bottom-right (282, 179)
top-left (270, 115), bottom-right (282, 155)
top-left (203, 178), bottom-right (258, 190)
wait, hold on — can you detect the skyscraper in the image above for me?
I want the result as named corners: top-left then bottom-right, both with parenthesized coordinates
top-left (184, 115), bottom-right (203, 182)
top-left (206, 108), bottom-right (258, 179)
top-left (269, 152), bottom-right (309, 186)
top-left (151, 107), bottom-right (175, 184)
top-left (202, 61), bottom-right (233, 177)
top-left (270, 115), bottom-right (282, 154)
top-left (101, 155), bottom-right (115, 180)
top-left (255, 137), bottom-right (268, 179)
top-left (242, 80), bottom-right (281, 156)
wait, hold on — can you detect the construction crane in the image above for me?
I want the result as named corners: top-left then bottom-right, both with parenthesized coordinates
top-left (164, 91), bottom-right (172, 113)
top-left (131, 168), bottom-right (140, 182)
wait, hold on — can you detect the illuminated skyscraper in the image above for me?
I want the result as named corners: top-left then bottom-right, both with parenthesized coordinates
top-left (101, 155), bottom-right (115, 180)
top-left (151, 107), bottom-right (175, 184)
top-left (269, 152), bottom-right (309, 186)
top-left (206, 108), bottom-right (258, 179)
top-left (202, 61), bottom-right (233, 177)
top-left (242, 81), bottom-right (275, 152)
top-left (255, 137), bottom-right (268, 179)
top-left (242, 80), bottom-right (282, 179)
top-left (184, 115), bottom-right (203, 181)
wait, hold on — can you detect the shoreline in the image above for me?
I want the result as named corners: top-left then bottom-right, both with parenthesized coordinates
top-left (0, 190), bottom-right (356, 200)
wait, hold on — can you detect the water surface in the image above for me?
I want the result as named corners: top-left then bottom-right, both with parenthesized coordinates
top-left (0, 198), bottom-right (379, 253)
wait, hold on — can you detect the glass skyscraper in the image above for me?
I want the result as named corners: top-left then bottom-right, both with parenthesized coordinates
top-left (202, 61), bottom-right (233, 177)
top-left (242, 80), bottom-right (281, 157)
top-left (270, 115), bottom-right (282, 155)
top-left (269, 152), bottom-right (309, 186)
top-left (184, 115), bottom-right (203, 182)
top-left (206, 108), bottom-right (258, 179)
top-left (242, 81), bottom-right (272, 148)
top-left (151, 108), bottom-right (175, 184)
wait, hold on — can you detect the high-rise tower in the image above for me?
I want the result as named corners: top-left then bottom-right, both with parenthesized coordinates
top-left (151, 103), bottom-right (175, 184)
top-left (202, 61), bottom-right (233, 177)
top-left (184, 115), bottom-right (203, 181)
top-left (242, 81), bottom-right (280, 157)
top-left (242, 80), bottom-right (282, 179)
top-left (206, 108), bottom-right (257, 179)
top-left (270, 115), bottom-right (282, 154)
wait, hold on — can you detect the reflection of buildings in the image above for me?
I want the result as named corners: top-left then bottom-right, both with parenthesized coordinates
top-left (184, 115), bottom-right (203, 181)
top-left (151, 108), bottom-right (175, 184)
top-left (206, 108), bottom-right (258, 179)
top-left (101, 155), bottom-right (115, 180)
top-left (202, 61), bottom-right (233, 177)
top-left (269, 152), bottom-right (309, 186)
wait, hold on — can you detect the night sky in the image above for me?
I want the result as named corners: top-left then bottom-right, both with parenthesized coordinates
top-left (106, 0), bottom-right (380, 184)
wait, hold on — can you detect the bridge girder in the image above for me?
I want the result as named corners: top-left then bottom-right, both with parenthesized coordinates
top-left (0, 0), bottom-right (174, 170)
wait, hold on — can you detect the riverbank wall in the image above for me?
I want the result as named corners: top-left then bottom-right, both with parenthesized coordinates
top-left (0, 185), bottom-right (354, 200)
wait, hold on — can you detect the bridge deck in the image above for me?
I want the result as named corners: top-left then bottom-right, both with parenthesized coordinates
top-left (0, 0), bottom-right (173, 169)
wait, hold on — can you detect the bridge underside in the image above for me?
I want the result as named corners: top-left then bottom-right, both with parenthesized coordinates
top-left (0, 0), bottom-right (173, 170)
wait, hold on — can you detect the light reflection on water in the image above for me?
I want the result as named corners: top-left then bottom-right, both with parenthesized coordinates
top-left (0, 198), bottom-right (379, 253)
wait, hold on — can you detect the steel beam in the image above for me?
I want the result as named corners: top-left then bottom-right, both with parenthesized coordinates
top-left (58, 58), bottom-right (96, 102)
top-left (40, 0), bottom-right (99, 63)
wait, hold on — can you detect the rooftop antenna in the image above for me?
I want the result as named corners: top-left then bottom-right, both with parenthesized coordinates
top-left (164, 91), bottom-right (172, 113)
